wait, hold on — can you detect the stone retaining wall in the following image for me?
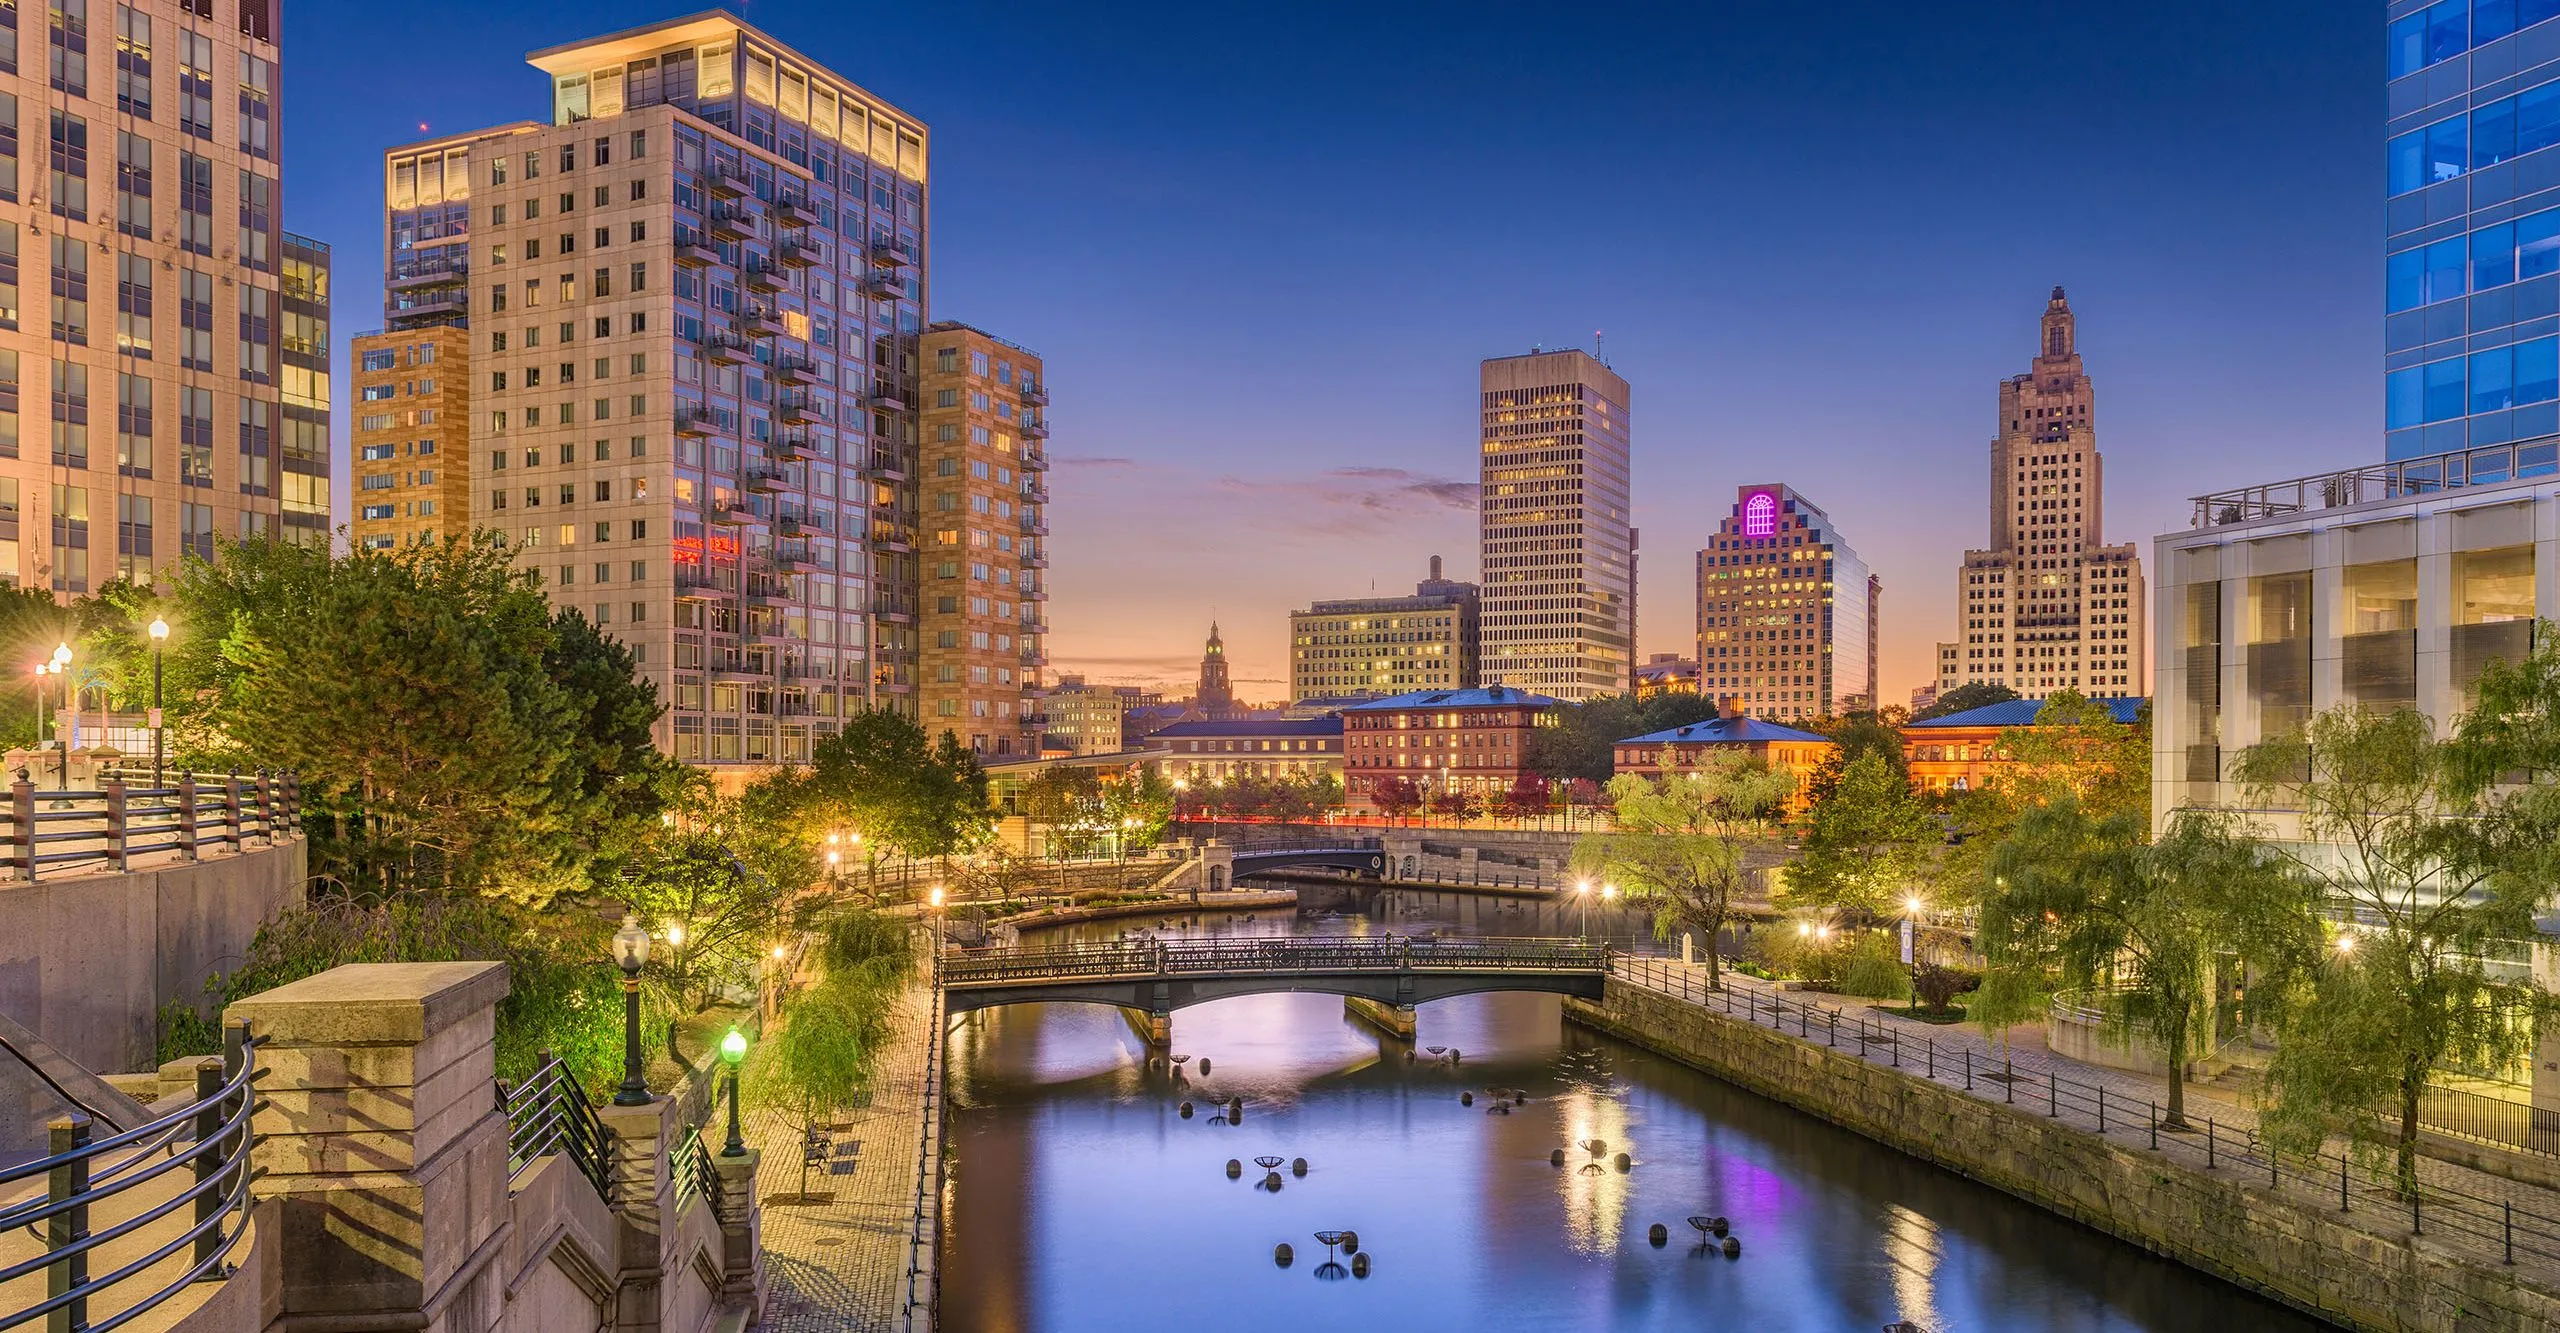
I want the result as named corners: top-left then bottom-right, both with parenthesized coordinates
top-left (1567, 979), bottom-right (2560, 1333)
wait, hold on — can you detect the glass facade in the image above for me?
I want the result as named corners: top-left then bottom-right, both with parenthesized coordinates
top-left (2386, 1), bottom-right (2560, 457)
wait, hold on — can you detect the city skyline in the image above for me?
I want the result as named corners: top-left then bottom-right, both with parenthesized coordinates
top-left (281, 1), bottom-right (2380, 705)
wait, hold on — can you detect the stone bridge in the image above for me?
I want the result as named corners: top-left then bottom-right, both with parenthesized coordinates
top-left (936, 934), bottom-right (1608, 1042)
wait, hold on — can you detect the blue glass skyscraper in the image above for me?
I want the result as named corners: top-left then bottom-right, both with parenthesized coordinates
top-left (2385, 1), bottom-right (2560, 459)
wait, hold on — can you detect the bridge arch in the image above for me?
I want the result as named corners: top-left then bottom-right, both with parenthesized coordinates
top-left (939, 970), bottom-right (1603, 1018)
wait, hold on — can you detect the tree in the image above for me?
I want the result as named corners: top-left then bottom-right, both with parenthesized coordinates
top-left (1804, 713), bottom-right (1909, 806)
top-left (1571, 758), bottom-right (1796, 987)
top-left (1104, 764), bottom-right (1176, 854)
top-left (1785, 751), bottom-right (1939, 919)
top-left (804, 710), bottom-right (993, 894)
top-left (1914, 680), bottom-right (2020, 721)
top-left (1980, 801), bottom-right (2313, 1126)
top-left (2236, 705), bottom-right (2551, 1192)
top-left (1524, 690), bottom-right (1720, 784)
top-left (1023, 766), bottom-right (1111, 862)
top-left (1932, 690), bottom-right (2150, 912)
top-left (1499, 774), bottom-right (1551, 820)
top-left (750, 910), bottom-right (912, 1201)
top-left (1428, 786), bottom-right (1481, 821)
top-left (617, 815), bottom-right (793, 1010)
top-left (1371, 776), bottom-right (1423, 822)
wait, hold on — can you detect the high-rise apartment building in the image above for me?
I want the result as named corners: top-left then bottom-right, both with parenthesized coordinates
top-left (1934, 290), bottom-right (2145, 702)
top-left (2383, 2), bottom-right (2560, 460)
top-left (916, 322), bottom-right (1046, 756)
top-left (1695, 484), bottom-right (1875, 721)
top-left (1477, 349), bottom-right (1632, 701)
top-left (0, 1), bottom-right (317, 593)
top-left (374, 13), bottom-right (931, 767)
top-left (1288, 555), bottom-right (1480, 702)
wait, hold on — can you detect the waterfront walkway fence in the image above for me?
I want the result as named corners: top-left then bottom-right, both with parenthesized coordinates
top-left (1610, 954), bottom-right (2560, 1272)
top-left (5, 770), bottom-right (298, 881)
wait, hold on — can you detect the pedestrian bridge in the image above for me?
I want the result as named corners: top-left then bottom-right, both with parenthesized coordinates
top-left (1227, 844), bottom-right (1389, 879)
top-left (935, 935), bottom-right (1608, 1023)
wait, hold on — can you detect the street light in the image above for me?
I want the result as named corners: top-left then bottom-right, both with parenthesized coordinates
top-left (1574, 879), bottom-right (1592, 939)
top-left (611, 914), bottom-right (653, 1105)
top-left (1903, 894), bottom-right (1926, 1013)
top-left (1599, 882), bottom-right (1619, 949)
top-left (48, 644), bottom-right (69, 791)
top-left (718, 1027), bottom-right (749, 1156)
top-left (147, 618), bottom-right (168, 788)
top-left (30, 662), bottom-right (46, 763)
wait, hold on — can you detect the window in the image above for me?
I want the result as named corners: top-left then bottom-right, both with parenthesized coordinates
top-left (2388, 1), bottom-right (2468, 81)
top-left (177, 29), bottom-right (210, 140)
top-left (47, 233), bottom-right (84, 343)
top-left (2388, 114), bottom-right (2469, 195)
top-left (47, 109), bottom-right (85, 220)
top-left (115, 370), bottom-right (147, 472)
top-left (113, 5), bottom-right (146, 118)
top-left (236, 52), bottom-right (272, 159)
top-left (113, 129), bottom-right (147, 237)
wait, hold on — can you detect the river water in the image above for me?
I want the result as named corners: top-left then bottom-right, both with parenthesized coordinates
top-left (938, 894), bottom-right (2331, 1332)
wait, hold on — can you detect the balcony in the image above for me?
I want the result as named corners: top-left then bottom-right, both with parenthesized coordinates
top-left (1019, 514), bottom-right (1049, 537)
top-left (774, 193), bottom-right (821, 228)
top-left (703, 330), bottom-right (751, 364)
top-left (703, 164), bottom-right (750, 198)
top-left (744, 466), bottom-right (788, 493)
top-left (1020, 383), bottom-right (1050, 407)
top-left (391, 287), bottom-right (466, 318)
top-left (673, 405), bottom-right (715, 438)
top-left (862, 455), bottom-right (909, 484)
top-left (388, 260), bottom-right (466, 291)
top-left (773, 354), bottom-right (816, 385)
top-left (746, 584), bottom-right (793, 607)
top-left (869, 529), bottom-right (916, 555)
top-left (743, 257), bottom-right (786, 292)
top-left (1022, 450), bottom-right (1050, 473)
top-left (709, 500), bottom-right (753, 526)
top-left (775, 394), bottom-right (818, 426)
top-left (771, 432), bottom-right (814, 461)
top-left (1021, 418), bottom-right (1051, 440)
top-left (1020, 646), bottom-right (1049, 668)
top-left (739, 306), bottom-right (786, 339)
top-left (707, 205), bottom-right (754, 241)
top-left (777, 237), bottom-right (822, 268)
top-left (1021, 550), bottom-right (1048, 569)
top-left (856, 271), bottom-right (902, 299)
top-left (865, 237), bottom-right (907, 268)
top-left (709, 663), bottom-right (764, 684)
top-left (866, 390), bottom-right (909, 413)
top-left (1022, 484), bottom-right (1051, 505)
top-left (775, 548), bottom-right (820, 572)
top-left (775, 515), bottom-right (811, 538)
top-left (674, 573), bottom-right (717, 602)
top-left (672, 234), bottom-right (719, 267)
top-left (872, 594), bottom-right (915, 622)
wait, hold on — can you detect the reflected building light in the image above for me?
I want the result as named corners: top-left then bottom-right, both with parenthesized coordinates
top-left (1881, 1200), bottom-right (1945, 1332)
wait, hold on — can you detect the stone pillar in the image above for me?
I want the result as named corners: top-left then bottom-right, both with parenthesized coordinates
top-left (1197, 841), bottom-right (1233, 897)
top-left (1119, 1006), bottom-right (1170, 1048)
top-left (1343, 995), bottom-right (1417, 1040)
top-left (714, 1149), bottom-right (765, 1319)
top-left (226, 961), bottom-right (511, 1333)
top-left (599, 1094), bottom-right (684, 1333)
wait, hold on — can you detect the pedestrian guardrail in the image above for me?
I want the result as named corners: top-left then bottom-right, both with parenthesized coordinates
top-left (901, 954), bottom-right (945, 1332)
top-left (0, 1023), bottom-right (261, 1332)
top-left (5, 771), bottom-right (299, 882)
top-left (2420, 1082), bottom-right (2560, 1161)
top-left (1611, 955), bottom-right (2560, 1271)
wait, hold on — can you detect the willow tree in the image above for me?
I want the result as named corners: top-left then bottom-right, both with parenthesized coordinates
top-left (2237, 705), bottom-right (2553, 1192)
top-left (1572, 757), bottom-right (1796, 987)
top-left (1980, 800), bottom-right (2312, 1126)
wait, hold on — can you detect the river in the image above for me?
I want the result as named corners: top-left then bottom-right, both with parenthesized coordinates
top-left (937, 894), bottom-right (2331, 1332)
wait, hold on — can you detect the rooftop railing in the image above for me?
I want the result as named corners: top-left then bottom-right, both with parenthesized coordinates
top-left (2190, 437), bottom-right (2560, 529)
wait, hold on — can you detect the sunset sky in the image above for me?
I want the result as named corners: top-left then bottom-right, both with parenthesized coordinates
top-left (293, 1), bottom-right (2378, 703)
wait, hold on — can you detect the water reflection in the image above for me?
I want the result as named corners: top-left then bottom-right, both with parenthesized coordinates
top-left (939, 906), bottom-right (2332, 1333)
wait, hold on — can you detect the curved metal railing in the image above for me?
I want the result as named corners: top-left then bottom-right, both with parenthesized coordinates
top-left (937, 935), bottom-right (1608, 985)
top-left (0, 1026), bottom-right (261, 1332)
top-left (503, 1052), bottom-right (614, 1202)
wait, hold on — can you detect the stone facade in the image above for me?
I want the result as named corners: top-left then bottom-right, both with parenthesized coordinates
top-left (352, 325), bottom-right (475, 551)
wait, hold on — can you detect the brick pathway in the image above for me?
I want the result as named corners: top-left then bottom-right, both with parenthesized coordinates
top-left (745, 966), bottom-right (940, 1333)
top-left (1611, 954), bottom-right (2560, 1277)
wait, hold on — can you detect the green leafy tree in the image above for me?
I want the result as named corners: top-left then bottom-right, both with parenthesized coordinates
top-left (1804, 713), bottom-right (1910, 806)
top-left (1914, 680), bottom-right (2021, 721)
top-left (1932, 690), bottom-right (2151, 912)
top-left (2237, 706), bottom-right (2552, 1192)
top-left (1571, 758), bottom-right (1796, 987)
top-left (750, 910), bottom-right (914, 1199)
top-left (1104, 763), bottom-right (1176, 854)
top-left (1980, 801), bottom-right (2313, 1125)
top-left (1023, 766), bottom-right (1111, 862)
top-left (1524, 690), bottom-right (1720, 784)
top-left (1785, 751), bottom-right (1939, 919)
top-left (617, 810), bottom-right (794, 1010)
top-left (804, 710), bottom-right (993, 894)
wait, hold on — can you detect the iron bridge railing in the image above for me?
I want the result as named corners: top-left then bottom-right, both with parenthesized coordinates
top-left (502, 1051), bottom-right (614, 1202)
top-left (937, 935), bottom-right (1607, 986)
top-left (0, 1023), bottom-right (262, 1333)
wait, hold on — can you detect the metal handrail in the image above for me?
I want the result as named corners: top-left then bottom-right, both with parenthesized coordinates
top-left (668, 1125), bottom-right (717, 1212)
top-left (6, 770), bottom-right (300, 882)
top-left (0, 1025), bottom-right (261, 1332)
top-left (502, 1052), bottom-right (613, 1201)
top-left (938, 935), bottom-right (1606, 986)
top-left (1608, 955), bottom-right (2560, 1271)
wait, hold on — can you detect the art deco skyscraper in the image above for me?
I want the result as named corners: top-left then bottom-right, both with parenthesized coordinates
top-left (1695, 485), bottom-right (1874, 721)
top-left (1935, 289), bottom-right (2145, 702)
top-left (1477, 349), bottom-right (1632, 702)
top-left (0, 1), bottom-right (326, 594)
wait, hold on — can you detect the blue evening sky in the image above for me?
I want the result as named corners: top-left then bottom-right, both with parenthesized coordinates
top-left (288, 1), bottom-right (2376, 703)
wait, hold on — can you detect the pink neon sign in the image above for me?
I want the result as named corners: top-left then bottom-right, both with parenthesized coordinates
top-left (1741, 490), bottom-right (1778, 538)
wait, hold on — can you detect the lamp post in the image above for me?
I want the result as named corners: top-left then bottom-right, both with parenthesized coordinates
top-left (1600, 882), bottom-right (1619, 949)
top-left (49, 643), bottom-right (69, 790)
top-left (1902, 895), bottom-right (1924, 1014)
top-left (147, 618), bottom-right (168, 788)
top-left (29, 661), bottom-right (45, 762)
top-left (718, 1027), bottom-right (749, 1156)
top-left (611, 914), bottom-right (653, 1105)
top-left (1574, 879), bottom-right (1592, 940)
top-left (928, 884), bottom-right (947, 960)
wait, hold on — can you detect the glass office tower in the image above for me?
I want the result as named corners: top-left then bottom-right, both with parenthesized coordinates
top-left (2384, 1), bottom-right (2560, 459)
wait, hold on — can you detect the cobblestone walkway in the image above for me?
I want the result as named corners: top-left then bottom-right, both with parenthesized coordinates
top-left (1611, 955), bottom-right (2560, 1278)
top-left (746, 967), bottom-right (939, 1333)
